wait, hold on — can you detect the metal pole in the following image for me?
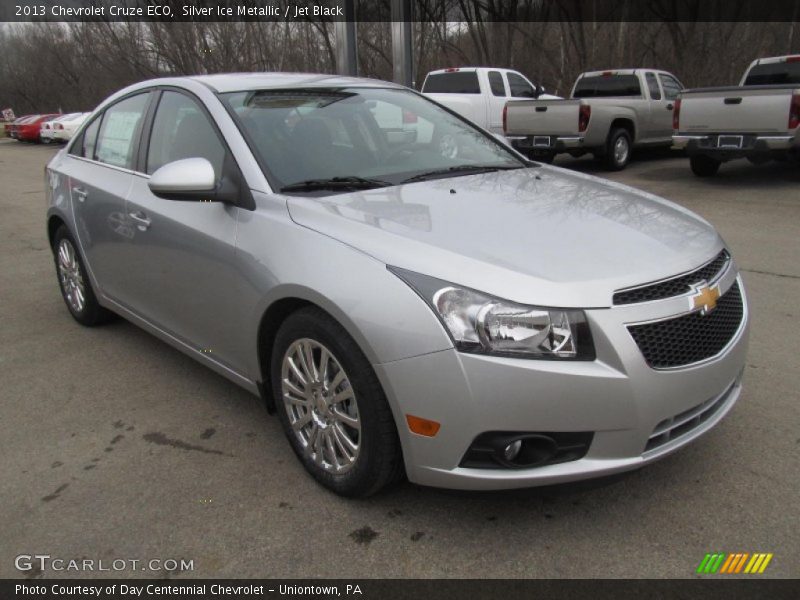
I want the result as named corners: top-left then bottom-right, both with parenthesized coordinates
top-left (334, 0), bottom-right (358, 76)
top-left (391, 0), bottom-right (413, 87)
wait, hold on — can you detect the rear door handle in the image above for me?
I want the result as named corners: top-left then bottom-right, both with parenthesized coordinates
top-left (72, 187), bottom-right (88, 202)
top-left (128, 211), bottom-right (151, 231)
top-left (724, 97), bottom-right (742, 105)
top-left (535, 106), bottom-right (548, 112)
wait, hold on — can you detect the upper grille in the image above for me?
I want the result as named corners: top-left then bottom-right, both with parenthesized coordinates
top-left (628, 282), bottom-right (744, 369)
top-left (613, 250), bottom-right (730, 305)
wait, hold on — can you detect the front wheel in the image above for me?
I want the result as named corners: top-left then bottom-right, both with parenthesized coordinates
top-left (603, 128), bottom-right (632, 171)
top-left (690, 155), bottom-right (721, 177)
top-left (270, 307), bottom-right (403, 497)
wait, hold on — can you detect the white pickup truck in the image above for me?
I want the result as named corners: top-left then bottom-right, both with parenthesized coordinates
top-left (673, 55), bottom-right (800, 176)
top-left (503, 69), bottom-right (684, 169)
top-left (421, 67), bottom-right (558, 135)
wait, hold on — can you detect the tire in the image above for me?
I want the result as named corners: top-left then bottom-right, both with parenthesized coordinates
top-left (52, 225), bottom-right (115, 326)
top-left (270, 307), bottom-right (403, 497)
top-left (690, 155), bottom-right (721, 177)
top-left (528, 149), bottom-right (555, 164)
top-left (603, 128), bottom-right (632, 171)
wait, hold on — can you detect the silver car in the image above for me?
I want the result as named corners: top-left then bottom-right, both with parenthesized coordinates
top-left (45, 74), bottom-right (749, 496)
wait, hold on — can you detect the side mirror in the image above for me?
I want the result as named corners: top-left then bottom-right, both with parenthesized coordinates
top-left (148, 158), bottom-right (217, 201)
top-left (535, 84), bottom-right (545, 98)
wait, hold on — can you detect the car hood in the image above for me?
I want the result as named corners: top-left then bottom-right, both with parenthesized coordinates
top-left (285, 166), bottom-right (723, 307)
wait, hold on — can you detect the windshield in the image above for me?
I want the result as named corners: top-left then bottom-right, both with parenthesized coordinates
top-left (220, 87), bottom-right (523, 193)
top-left (744, 61), bottom-right (800, 85)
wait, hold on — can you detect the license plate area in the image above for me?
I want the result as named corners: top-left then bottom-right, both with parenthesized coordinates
top-left (533, 136), bottom-right (551, 148)
top-left (717, 135), bottom-right (743, 149)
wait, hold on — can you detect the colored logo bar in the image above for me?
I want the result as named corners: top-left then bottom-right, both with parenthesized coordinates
top-left (696, 553), bottom-right (773, 574)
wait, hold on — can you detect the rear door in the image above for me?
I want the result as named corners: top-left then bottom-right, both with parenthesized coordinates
top-left (485, 70), bottom-right (508, 133)
top-left (61, 92), bottom-right (151, 303)
top-left (644, 72), bottom-right (673, 141)
top-left (657, 73), bottom-right (683, 138)
top-left (120, 88), bottom-right (247, 373)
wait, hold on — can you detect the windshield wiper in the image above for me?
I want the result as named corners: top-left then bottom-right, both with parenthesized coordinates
top-left (401, 164), bottom-right (523, 184)
top-left (280, 176), bottom-right (392, 193)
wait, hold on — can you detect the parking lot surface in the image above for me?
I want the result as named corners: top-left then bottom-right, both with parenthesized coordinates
top-left (1, 140), bottom-right (798, 578)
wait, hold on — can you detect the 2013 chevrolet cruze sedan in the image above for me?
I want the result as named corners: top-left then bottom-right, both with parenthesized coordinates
top-left (45, 74), bottom-right (749, 496)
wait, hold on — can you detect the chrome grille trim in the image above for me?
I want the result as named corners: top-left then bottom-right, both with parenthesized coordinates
top-left (613, 250), bottom-right (730, 305)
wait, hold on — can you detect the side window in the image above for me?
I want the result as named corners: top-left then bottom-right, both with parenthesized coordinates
top-left (507, 72), bottom-right (536, 98)
top-left (95, 93), bottom-right (150, 169)
top-left (645, 73), bottom-right (662, 100)
top-left (659, 74), bottom-right (683, 101)
top-left (70, 116), bottom-right (101, 159)
top-left (488, 71), bottom-right (506, 96)
top-left (147, 91), bottom-right (226, 180)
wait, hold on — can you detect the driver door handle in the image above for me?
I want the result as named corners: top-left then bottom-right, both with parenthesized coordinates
top-left (128, 211), bottom-right (151, 231)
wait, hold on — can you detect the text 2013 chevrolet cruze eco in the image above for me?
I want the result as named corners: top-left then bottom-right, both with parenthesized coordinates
top-left (45, 74), bottom-right (749, 496)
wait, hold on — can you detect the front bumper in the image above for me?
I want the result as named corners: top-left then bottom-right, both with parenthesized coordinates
top-left (375, 274), bottom-right (749, 491)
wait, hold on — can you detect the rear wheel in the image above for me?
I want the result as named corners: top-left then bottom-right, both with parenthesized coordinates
top-left (603, 128), bottom-right (632, 170)
top-left (52, 225), bottom-right (115, 326)
top-left (270, 307), bottom-right (403, 497)
top-left (690, 155), bottom-right (721, 177)
top-left (527, 149), bottom-right (555, 164)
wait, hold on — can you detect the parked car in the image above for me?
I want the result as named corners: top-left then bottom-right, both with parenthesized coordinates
top-left (46, 74), bottom-right (748, 496)
top-left (8, 115), bottom-right (37, 139)
top-left (51, 112), bottom-right (91, 143)
top-left (40, 113), bottom-right (83, 144)
top-left (503, 68), bottom-right (684, 169)
top-left (673, 55), bottom-right (800, 176)
top-left (17, 113), bottom-right (60, 142)
top-left (421, 67), bottom-right (559, 135)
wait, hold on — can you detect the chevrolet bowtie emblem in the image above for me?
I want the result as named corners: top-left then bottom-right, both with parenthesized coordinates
top-left (690, 282), bottom-right (720, 315)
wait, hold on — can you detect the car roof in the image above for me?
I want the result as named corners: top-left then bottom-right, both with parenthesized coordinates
top-left (186, 72), bottom-right (405, 93)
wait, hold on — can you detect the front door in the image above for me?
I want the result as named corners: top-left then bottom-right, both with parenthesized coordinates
top-left (119, 89), bottom-right (245, 373)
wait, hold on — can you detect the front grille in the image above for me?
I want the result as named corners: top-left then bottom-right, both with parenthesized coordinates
top-left (644, 379), bottom-right (737, 452)
top-left (628, 282), bottom-right (743, 369)
top-left (613, 250), bottom-right (729, 305)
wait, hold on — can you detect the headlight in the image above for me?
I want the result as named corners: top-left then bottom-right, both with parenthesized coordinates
top-left (390, 267), bottom-right (594, 360)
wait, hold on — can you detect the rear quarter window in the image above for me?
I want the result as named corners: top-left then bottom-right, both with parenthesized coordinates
top-left (573, 75), bottom-right (642, 98)
top-left (422, 72), bottom-right (480, 94)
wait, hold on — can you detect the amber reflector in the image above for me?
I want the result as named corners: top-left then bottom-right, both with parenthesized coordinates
top-left (406, 415), bottom-right (441, 437)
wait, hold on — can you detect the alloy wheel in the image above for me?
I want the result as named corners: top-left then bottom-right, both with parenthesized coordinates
top-left (57, 238), bottom-right (85, 313)
top-left (281, 338), bottom-right (361, 474)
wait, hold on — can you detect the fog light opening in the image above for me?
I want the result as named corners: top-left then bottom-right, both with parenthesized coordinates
top-left (497, 435), bottom-right (559, 468)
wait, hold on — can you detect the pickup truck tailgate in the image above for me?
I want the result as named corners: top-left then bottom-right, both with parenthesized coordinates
top-left (679, 86), bottom-right (797, 133)
top-left (504, 99), bottom-right (582, 135)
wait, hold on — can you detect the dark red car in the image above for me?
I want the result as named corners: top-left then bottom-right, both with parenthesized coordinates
top-left (7, 115), bottom-right (36, 139)
top-left (16, 114), bottom-right (60, 142)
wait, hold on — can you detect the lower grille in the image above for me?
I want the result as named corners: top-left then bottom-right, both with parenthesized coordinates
top-left (644, 379), bottom-right (738, 453)
top-left (628, 282), bottom-right (744, 369)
